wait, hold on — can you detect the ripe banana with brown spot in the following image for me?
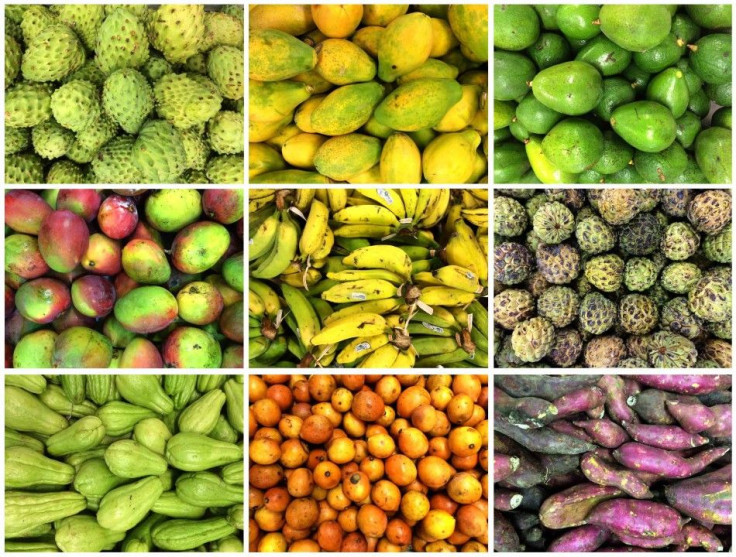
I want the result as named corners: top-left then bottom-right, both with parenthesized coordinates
top-left (310, 312), bottom-right (387, 345)
top-left (321, 279), bottom-right (398, 303)
top-left (299, 199), bottom-right (330, 258)
top-left (343, 245), bottom-right (413, 279)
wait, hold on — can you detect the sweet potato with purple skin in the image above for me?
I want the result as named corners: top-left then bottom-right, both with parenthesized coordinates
top-left (628, 388), bottom-right (676, 425)
top-left (494, 375), bottom-right (602, 401)
top-left (549, 420), bottom-right (594, 443)
top-left (614, 532), bottom-right (684, 548)
top-left (539, 453), bottom-right (581, 477)
top-left (631, 375), bottom-right (732, 395)
top-left (704, 404), bottom-right (732, 438)
top-left (581, 451), bottom-right (654, 499)
top-left (622, 377), bottom-right (641, 398)
top-left (622, 422), bottom-right (709, 450)
top-left (494, 510), bottom-right (521, 551)
top-left (677, 523), bottom-right (724, 552)
top-left (495, 410), bottom-right (597, 455)
top-left (495, 433), bottom-right (548, 488)
top-left (665, 475), bottom-right (732, 525)
top-left (572, 419), bottom-right (629, 448)
top-left (494, 453), bottom-right (520, 482)
top-left (495, 387), bottom-right (559, 428)
top-left (665, 399), bottom-right (717, 433)
top-left (548, 524), bottom-right (610, 552)
top-left (494, 488), bottom-right (523, 510)
top-left (551, 386), bottom-right (606, 419)
top-left (539, 482), bottom-right (623, 529)
top-left (614, 443), bottom-right (730, 479)
top-left (587, 404), bottom-right (605, 419)
top-left (545, 471), bottom-right (586, 490)
top-left (586, 498), bottom-right (687, 538)
top-left (599, 375), bottom-right (638, 424)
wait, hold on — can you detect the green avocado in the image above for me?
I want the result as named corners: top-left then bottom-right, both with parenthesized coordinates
top-left (577, 169), bottom-right (606, 184)
top-left (672, 155), bottom-right (709, 183)
top-left (646, 68), bottom-right (690, 118)
top-left (685, 5), bottom-right (732, 30)
top-left (704, 81), bottom-right (732, 107)
top-left (575, 35), bottom-right (632, 76)
top-left (592, 131), bottom-right (634, 174)
top-left (711, 107), bottom-right (732, 129)
top-left (533, 5), bottom-right (561, 31)
top-left (689, 34), bottom-right (732, 85)
top-left (494, 100), bottom-right (516, 130)
top-left (610, 101), bottom-right (677, 153)
top-left (555, 5), bottom-right (601, 40)
top-left (531, 61), bottom-right (603, 115)
top-left (494, 5), bottom-right (540, 51)
top-left (525, 135), bottom-right (578, 183)
top-left (634, 142), bottom-right (688, 182)
top-left (606, 163), bottom-right (645, 183)
top-left (632, 33), bottom-right (686, 74)
top-left (509, 119), bottom-right (530, 143)
top-left (494, 51), bottom-right (535, 101)
top-left (526, 32), bottom-right (573, 70)
top-left (494, 140), bottom-right (531, 183)
top-left (595, 77), bottom-right (637, 121)
top-left (675, 111), bottom-right (702, 149)
top-left (599, 5), bottom-right (672, 52)
top-left (695, 127), bottom-right (732, 183)
top-left (671, 13), bottom-right (701, 44)
top-left (515, 92), bottom-right (564, 134)
top-left (688, 88), bottom-right (711, 117)
top-left (675, 59), bottom-right (703, 95)
top-left (542, 118), bottom-right (604, 173)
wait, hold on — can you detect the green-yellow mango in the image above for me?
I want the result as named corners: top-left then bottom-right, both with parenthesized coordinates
top-left (249, 114), bottom-right (291, 143)
top-left (291, 69), bottom-right (333, 94)
top-left (362, 115), bottom-right (394, 139)
top-left (352, 26), bottom-right (384, 58)
top-left (374, 78), bottom-right (462, 131)
top-left (362, 5), bottom-right (409, 26)
top-left (249, 80), bottom-right (311, 123)
top-left (434, 84), bottom-right (481, 132)
top-left (408, 128), bottom-right (437, 149)
top-left (249, 29), bottom-right (317, 81)
top-left (294, 95), bottom-right (326, 133)
top-left (448, 5), bottom-right (488, 62)
top-left (347, 164), bottom-right (383, 184)
top-left (380, 133), bottom-right (422, 183)
top-left (249, 143), bottom-right (285, 178)
top-left (311, 82), bottom-right (384, 136)
top-left (313, 134), bottom-right (382, 181)
top-left (378, 13), bottom-right (433, 82)
top-left (315, 39), bottom-right (376, 85)
top-left (249, 5), bottom-right (316, 36)
top-left (312, 5), bottom-right (363, 38)
top-left (430, 18), bottom-right (459, 57)
top-left (396, 59), bottom-right (459, 84)
top-left (264, 124), bottom-right (301, 149)
top-left (250, 170), bottom-right (331, 184)
top-left (422, 129), bottom-right (481, 183)
top-left (282, 133), bottom-right (327, 169)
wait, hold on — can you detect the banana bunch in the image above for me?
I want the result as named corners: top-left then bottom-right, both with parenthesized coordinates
top-left (248, 188), bottom-right (488, 368)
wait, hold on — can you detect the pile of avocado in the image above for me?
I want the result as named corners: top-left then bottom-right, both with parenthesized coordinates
top-left (494, 5), bottom-right (732, 184)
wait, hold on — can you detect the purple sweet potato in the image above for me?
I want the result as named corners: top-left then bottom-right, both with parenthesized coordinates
top-left (585, 499), bottom-right (687, 538)
top-left (495, 433), bottom-right (548, 488)
top-left (704, 404), bottom-right (732, 438)
top-left (628, 388), bottom-right (675, 425)
top-left (622, 377), bottom-right (641, 399)
top-left (545, 471), bottom-right (586, 490)
top-left (614, 443), bottom-right (730, 479)
top-left (599, 375), bottom-right (638, 424)
top-left (551, 386), bottom-right (606, 419)
top-left (495, 375), bottom-right (602, 401)
top-left (494, 453), bottom-right (520, 482)
top-left (678, 523), bottom-right (724, 552)
top-left (632, 375), bottom-right (732, 395)
top-left (495, 410), bottom-right (597, 454)
top-left (587, 404), bottom-right (605, 419)
top-left (665, 475), bottom-right (732, 525)
top-left (581, 451), bottom-right (654, 499)
top-left (572, 419), bottom-right (629, 448)
top-left (510, 511), bottom-right (540, 531)
top-left (665, 399), bottom-right (717, 433)
top-left (494, 488), bottom-right (523, 511)
top-left (614, 532), bottom-right (684, 549)
top-left (548, 525), bottom-right (610, 552)
top-left (622, 422), bottom-right (710, 450)
top-left (539, 482), bottom-right (623, 529)
top-left (549, 420), bottom-right (594, 443)
top-left (494, 510), bottom-right (521, 551)
top-left (495, 386), bottom-right (559, 428)
top-left (539, 453), bottom-right (581, 478)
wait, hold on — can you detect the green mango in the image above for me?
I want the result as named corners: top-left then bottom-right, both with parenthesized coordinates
top-left (249, 29), bottom-right (317, 81)
top-left (575, 35), bottom-right (631, 76)
top-left (689, 34), bottom-right (732, 85)
top-left (249, 80), bottom-right (311, 124)
top-left (685, 5), bottom-right (732, 30)
top-left (676, 59), bottom-right (703, 95)
top-left (531, 61), bottom-right (603, 115)
top-left (598, 5), bottom-right (672, 52)
top-left (595, 77), bottom-right (637, 121)
top-left (688, 88), bottom-right (711, 117)
top-left (671, 13), bottom-right (701, 44)
top-left (494, 51), bottom-right (535, 101)
top-left (634, 142), bottom-right (688, 183)
top-left (533, 5), bottom-right (560, 30)
top-left (310, 82), bottom-right (384, 136)
top-left (675, 111), bottom-right (702, 148)
top-left (494, 100), bottom-right (516, 130)
top-left (632, 33), bottom-right (686, 74)
top-left (515, 92), bottom-right (563, 134)
top-left (525, 135), bottom-right (578, 183)
top-left (673, 155), bottom-right (709, 183)
top-left (623, 63), bottom-right (652, 90)
top-left (610, 101), bottom-right (677, 153)
top-left (695, 127), bottom-right (732, 184)
top-left (577, 169), bottom-right (605, 183)
top-left (493, 140), bottom-right (530, 183)
top-left (525, 32), bottom-right (572, 70)
top-left (606, 164), bottom-right (646, 184)
top-left (555, 5), bottom-right (601, 40)
top-left (508, 120), bottom-right (530, 143)
top-left (646, 67), bottom-right (690, 118)
top-left (592, 131), bottom-right (634, 175)
top-left (704, 81), bottom-right (732, 107)
top-left (494, 5), bottom-right (540, 51)
top-left (711, 107), bottom-right (732, 129)
top-left (374, 78), bottom-right (462, 131)
top-left (313, 134), bottom-right (382, 181)
top-left (542, 118), bottom-right (604, 173)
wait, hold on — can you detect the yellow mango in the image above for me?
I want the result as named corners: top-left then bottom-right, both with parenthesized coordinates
top-left (249, 5), bottom-right (315, 36)
top-left (378, 13), bottom-right (433, 82)
top-left (458, 70), bottom-right (488, 88)
top-left (315, 39), bottom-right (376, 85)
top-left (434, 84), bottom-right (481, 132)
top-left (347, 164), bottom-right (383, 184)
top-left (250, 80), bottom-right (312, 123)
top-left (380, 133), bottom-right (422, 184)
top-left (429, 18), bottom-right (459, 57)
top-left (422, 129), bottom-right (481, 183)
top-left (313, 134), bottom-right (382, 181)
top-left (249, 143), bottom-right (286, 178)
top-left (251, 170), bottom-right (331, 184)
top-left (249, 114), bottom-right (292, 143)
top-left (265, 124), bottom-right (301, 150)
top-left (311, 5), bottom-right (363, 38)
top-left (448, 5), bottom-right (488, 62)
top-left (291, 69), bottom-right (333, 94)
top-left (249, 29), bottom-right (317, 81)
top-left (311, 82), bottom-right (384, 136)
top-left (374, 78), bottom-right (462, 131)
top-left (408, 128), bottom-right (437, 149)
top-left (471, 95), bottom-right (488, 136)
top-left (282, 133), bottom-right (327, 169)
top-left (352, 26), bottom-right (384, 58)
top-left (415, 5), bottom-right (448, 18)
top-left (362, 5), bottom-right (409, 26)
top-left (294, 95), bottom-right (326, 133)
top-left (441, 48), bottom-right (483, 74)
top-left (396, 59), bottom-right (459, 85)
top-left (466, 151), bottom-right (488, 184)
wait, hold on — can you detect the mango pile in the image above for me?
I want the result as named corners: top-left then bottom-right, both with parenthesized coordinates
top-left (494, 4), bottom-right (732, 184)
top-left (249, 5), bottom-right (488, 184)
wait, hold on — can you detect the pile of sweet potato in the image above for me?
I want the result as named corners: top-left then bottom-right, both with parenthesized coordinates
top-left (494, 375), bottom-right (732, 552)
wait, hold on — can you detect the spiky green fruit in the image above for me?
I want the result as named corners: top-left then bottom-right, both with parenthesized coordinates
top-left (207, 45), bottom-right (244, 100)
top-left (180, 130), bottom-right (210, 171)
top-left (102, 69), bottom-right (153, 133)
top-left (63, 59), bottom-right (106, 86)
top-left (148, 5), bottom-right (205, 64)
top-left (51, 80), bottom-right (101, 132)
top-left (92, 136), bottom-right (144, 184)
top-left (6, 35), bottom-right (21, 88)
top-left (95, 8), bottom-right (149, 75)
top-left (5, 82), bottom-right (52, 128)
top-left (5, 127), bottom-right (30, 155)
top-left (20, 5), bottom-right (56, 43)
top-left (32, 119), bottom-right (74, 159)
top-left (22, 24), bottom-right (85, 82)
top-left (141, 55), bottom-right (172, 82)
top-left (46, 160), bottom-right (87, 184)
top-left (132, 120), bottom-right (187, 182)
top-left (51, 5), bottom-right (105, 50)
top-left (6, 153), bottom-right (44, 184)
top-left (206, 155), bottom-right (244, 184)
top-left (207, 111), bottom-right (244, 154)
top-left (201, 12), bottom-right (244, 51)
top-left (66, 114), bottom-right (118, 164)
top-left (153, 73), bottom-right (222, 129)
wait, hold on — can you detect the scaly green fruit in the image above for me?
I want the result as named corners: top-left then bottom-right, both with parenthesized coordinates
top-left (22, 24), bottom-right (85, 82)
top-left (131, 120), bottom-right (187, 183)
top-left (91, 137), bottom-right (144, 184)
top-left (6, 35), bottom-right (21, 88)
top-left (148, 5), bottom-right (204, 63)
top-left (201, 12), bottom-right (244, 51)
top-left (206, 155), bottom-right (245, 184)
top-left (142, 55), bottom-right (172, 82)
top-left (207, 111), bottom-right (243, 154)
top-left (51, 80), bottom-right (101, 132)
top-left (20, 5), bottom-right (56, 44)
top-left (207, 45), bottom-right (244, 100)
top-left (180, 129), bottom-right (211, 170)
top-left (102, 69), bottom-right (153, 134)
top-left (46, 161), bottom-right (86, 184)
top-left (6, 153), bottom-right (44, 184)
top-left (5, 128), bottom-right (30, 155)
top-left (51, 5), bottom-right (105, 51)
top-left (96, 8), bottom-right (149, 74)
top-left (5, 82), bottom-right (52, 128)
top-left (153, 73), bottom-right (221, 129)
top-left (31, 120), bottom-right (74, 160)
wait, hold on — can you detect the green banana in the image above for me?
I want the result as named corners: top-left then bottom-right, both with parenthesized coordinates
top-left (281, 283), bottom-right (321, 349)
top-left (411, 336), bottom-right (459, 356)
top-left (248, 211), bottom-right (280, 261)
top-left (467, 299), bottom-right (489, 338)
top-left (252, 211), bottom-right (298, 279)
top-left (415, 347), bottom-right (471, 367)
top-left (248, 337), bottom-right (270, 360)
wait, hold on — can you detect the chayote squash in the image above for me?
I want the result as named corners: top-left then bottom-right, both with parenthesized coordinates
top-left (152, 491), bottom-right (207, 518)
top-left (121, 512), bottom-right (168, 552)
top-left (177, 389), bottom-right (226, 434)
top-left (221, 461), bottom-right (243, 486)
top-left (152, 517), bottom-right (236, 551)
top-left (55, 515), bottom-right (125, 552)
top-left (196, 374), bottom-right (227, 392)
top-left (64, 447), bottom-right (107, 470)
top-left (6, 386), bottom-right (68, 435)
top-left (133, 417), bottom-right (172, 455)
top-left (227, 504), bottom-right (244, 530)
top-left (6, 429), bottom-right (46, 453)
top-left (104, 440), bottom-right (168, 478)
top-left (86, 375), bottom-right (115, 405)
top-left (96, 401), bottom-right (157, 436)
top-left (72, 458), bottom-right (129, 499)
top-left (223, 379), bottom-right (244, 433)
top-left (97, 476), bottom-right (165, 532)
top-left (175, 472), bottom-right (243, 507)
top-left (5, 375), bottom-right (47, 394)
top-left (6, 446), bottom-right (75, 489)
top-left (5, 540), bottom-right (59, 552)
top-left (60, 375), bottom-right (86, 404)
top-left (165, 432), bottom-right (242, 471)
top-left (46, 415), bottom-right (106, 456)
top-left (115, 375), bottom-right (174, 415)
top-left (210, 535), bottom-right (244, 551)
top-left (209, 414), bottom-right (239, 443)
top-left (164, 375), bottom-right (198, 410)
top-left (5, 491), bottom-right (86, 538)
top-left (39, 385), bottom-right (97, 418)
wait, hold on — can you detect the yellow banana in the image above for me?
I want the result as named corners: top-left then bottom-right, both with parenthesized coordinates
top-left (392, 348), bottom-right (416, 368)
top-left (432, 265), bottom-right (482, 293)
top-left (462, 208), bottom-right (489, 227)
top-left (355, 188), bottom-right (406, 219)
top-left (249, 279), bottom-right (281, 317)
top-left (445, 218), bottom-right (488, 282)
top-left (399, 189), bottom-right (418, 219)
top-left (413, 189), bottom-right (437, 224)
top-left (450, 307), bottom-right (470, 329)
top-left (249, 289), bottom-right (265, 318)
top-left (249, 189), bottom-right (277, 200)
top-left (299, 199), bottom-right (330, 257)
top-left (321, 279), bottom-right (398, 303)
top-left (412, 271), bottom-right (444, 286)
top-left (333, 224), bottom-right (394, 238)
top-left (252, 212), bottom-right (298, 279)
top-left (249, 211), bottom-right (280, 261)
top-left (385, 314), bottom-right (403, 329)
top-left (431, 306), bottom-right (461, 328)
top-left (311, 227), bottom-right (334, 260)
top-left (294, 189), bottom-right (316, 212)
top-left (460, 189), bottom-right (484, 209)
top-left (281, 283), bottom-right (321, 349)
top-left (323, 298), bottom-right (402, 325)
top-left (468, 188), bottom-right (489, 202)
top-left (441, 203), bottom-right (463, 243)
top-left (327, 188), bottom-right (348, 212)
top-left (327, 269), bottom-right (406, 284)
top-left (280, 268), bottom-right (322, 288)
top-left (333, 205), bottom-right (400, 227)
top-left (419, 188), bottom-right (450, 228)
top-left (311, 257), bottom-right (328, 269)
top-left (477, 231), bottom-right (488, 258)
top-left (419, 286), bottom-right (477, 307)
top-left (358, 343), bottom-right (400, 368)
top-left (311, 312), bottom-right (387, 345)
top-left (336, 334), bottom-right (390, 364)
top-left (346, 195), bottom-right (377, 206)
top-left (249, 194), bottom-right (275, 213)
top-left (280, 261), bottom-right (302, 275)
top-left (343, 245), bottom-right (412, 279)
top-left (315, 189), bottom-right (329, 204)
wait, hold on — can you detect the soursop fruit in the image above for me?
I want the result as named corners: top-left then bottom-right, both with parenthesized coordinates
top-left (207, 111), bottom-right (244, 154)
top-left (153, 73), bottom-right (222, 129)
top-left (180, 129), bottom-right (210, 171)
top-left (148, 5), bottom-right (205, 64)
top-left (207, 45), bottom-right (244, 100)
top-left (51, 4), bottom-right (105, 50)
top-left (206, 155), bottom-right (244, 184)
top-left (20, 5), bottom-right (56, 43)
top-left (91, 136), bottom-right (144, 183)
top-left (51, 80), bottom-right (101, 132)
top-left (102, 69), bottom-right (153, 133)
top-left (6, 127), bottom-right (30, 154)
top-left (6, 82), bottom-right (52, 127)
top-left (6, 153), bottom-right (44, 184)
top-left (22, 24), bottom-right (85, 82)
top-left (6, 35), bottom-right (21, 88)
top-left (201, 12), bottom-right (244, 51)
top-left (132, 119), bottom-right (187, 182)
top-left (31, 119), bottom-right (74, 159)
top-left (46, 160), bottom-right (86, 183)
top-left (96, 8), bottom-right (149, 74)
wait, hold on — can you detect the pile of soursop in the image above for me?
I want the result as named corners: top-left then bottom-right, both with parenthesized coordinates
top-left (5, 4), bottom-right (244, 184)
